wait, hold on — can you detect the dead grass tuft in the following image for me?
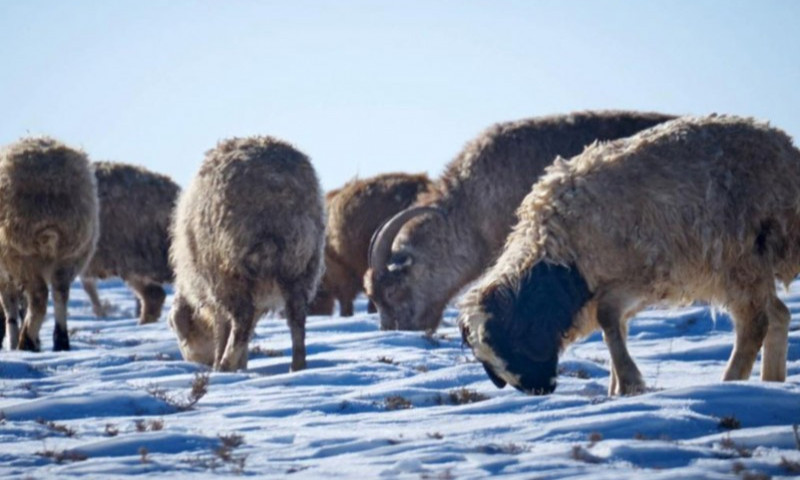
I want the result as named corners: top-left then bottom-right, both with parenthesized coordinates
top-left (147, 372), bottom-right (209, 411)
top-left (35, 418), bottom-right (76, 437)
top-left (385, 395), bottom-right (412, 411)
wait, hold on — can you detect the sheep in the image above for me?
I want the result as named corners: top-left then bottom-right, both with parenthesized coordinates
top-left (365, 111), bottom-right (676, 331)
top-left (458, 115), bottom-right (800, 396)
top-left (0, 137), bottom-right (99, 351)
top-left (80, 161), bottom-right (180, 324)
top-left (309, 173), bottom-right (432, 317)
top-left (168, 136), bottom-right (325, 372)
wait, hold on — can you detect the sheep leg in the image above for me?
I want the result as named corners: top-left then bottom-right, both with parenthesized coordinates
top-left (128, 279), bottom-right (166, 324)
top-left (18, 277), bottom-right (49, 352)
top-left (215, 291), bottom-right (256, 372)
top-left (723, 300), bottom-right (768, 381)
top-left (81, 276), bottom-right (108, 318)
top-left (284, 286), bottom-right (308, 372)
top-left (0, 307), bottom-right (5, 349)
top-left (597, 301), bottom-right (644, 395)
top-left (1, 288), bottom-right (21, 350)
top-left (213, 315), bottom-right (232, 369)
top-left (606, 322), bottom-right (629, 395)
top-left (367, 300), bottom-right (377, 314)
top-left (339, 296), bottom-right (355, 317)
top-left (51, 267), bottom-right (77, 351)
top-left (760, 296), bottom-right (789, 382)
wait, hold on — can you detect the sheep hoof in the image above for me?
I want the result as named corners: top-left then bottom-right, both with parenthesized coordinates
top-left (138, 316), bottom-right (158, 325)
top-left (290, 359), bottom-right (307, 372)
top-left (53, 326), bottom-right (70, 351)
top-left (618, 380), bottom-right (646, 396)
top-left (18, 333), bottom-right (40, 352)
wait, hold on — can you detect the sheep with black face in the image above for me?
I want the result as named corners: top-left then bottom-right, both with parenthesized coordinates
top-left (460, 115), bottom-right (800, 395)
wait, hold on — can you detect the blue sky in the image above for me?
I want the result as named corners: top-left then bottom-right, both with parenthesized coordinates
top-left (1, 0), bottom-right (798, 190)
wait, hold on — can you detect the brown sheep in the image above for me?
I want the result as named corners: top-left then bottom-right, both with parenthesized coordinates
top-left (459, 115), bottom-right (800, 396)
top-left (81, 161), bottom-right (180, 324)
top-left (365, 111), bottom-right (676, 331)
top-left (309, 173), bottom-right (432, 317)
top-left (0, 137), bottom-right (99, 351)
top-left (169, 136), bottom-right (325, 372)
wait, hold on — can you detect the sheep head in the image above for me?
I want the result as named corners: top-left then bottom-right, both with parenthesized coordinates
top-left (459, 261), bottom-right (592, 395)
top-left (364, 206), bottom-right (456, 331)
top-left (168, 293), bottom-right (215, 366)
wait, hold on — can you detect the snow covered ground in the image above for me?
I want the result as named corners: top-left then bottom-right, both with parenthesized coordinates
top-left (1, 279), bottom-right (799, 479)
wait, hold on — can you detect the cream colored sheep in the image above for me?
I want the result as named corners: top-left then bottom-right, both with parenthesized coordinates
top-left (169, 136), bottom-right (325, 372)
top-left (0, 137), bottom-right (99, 351)
top-left (459, 115), bottom-right (800, 395)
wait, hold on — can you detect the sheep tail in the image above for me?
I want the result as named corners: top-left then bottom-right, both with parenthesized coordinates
top-left (34, 226), bottom-right (61, 257)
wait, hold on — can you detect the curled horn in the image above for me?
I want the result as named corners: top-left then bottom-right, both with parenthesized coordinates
top-left (368, 206), bottom-right (445, 270)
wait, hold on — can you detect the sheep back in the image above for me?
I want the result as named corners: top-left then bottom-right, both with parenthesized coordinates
top-left (171, 136), bottom-right (325, 312)
top-left (0, 137), bottom-right (98, 276)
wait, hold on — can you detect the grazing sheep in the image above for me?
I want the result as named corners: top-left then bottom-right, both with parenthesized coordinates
top-left (309, 173), bottom-right (432, 317)
top-left (169, 136), bottom-right (325, 372)
top-left (0, 137), bottom-right (99, 351)
top-left (365, 111), bottom-right (676, 331)
top-left (81, 161), bottom-right (180, 324)
top-left (459, 115), bottom-right (800, 396)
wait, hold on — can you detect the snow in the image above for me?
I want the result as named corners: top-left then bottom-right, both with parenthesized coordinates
top-left (1, 278), bottom-right (799, 478)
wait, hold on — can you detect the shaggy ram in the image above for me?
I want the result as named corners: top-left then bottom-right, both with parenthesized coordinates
top-left (459, 115), bottom-right (800, 395)
top-left (169, 136), bottom-right (325, 372)
top-left (365, 111), bottom-right (675, 331)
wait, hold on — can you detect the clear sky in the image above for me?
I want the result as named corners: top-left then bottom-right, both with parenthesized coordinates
top-left (1, 0), bottom-right (798, 190)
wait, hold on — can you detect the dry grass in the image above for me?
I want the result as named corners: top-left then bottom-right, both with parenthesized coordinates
top-left (435, 388), bottom-right (489, 406)
top-left (36, 418), bottom-right (76, 437)
top-left (135, 418), bottom-right (164, 432)
top-left (718, 415), bottom-right (741, 430)
top-left (719, 434), bottom-right (752, 458)
top-left (384, 395), bottom-right (412, 411)
top-left (105, 423), bottom-right (119, 437)
top-left (36, 449), bottom-right (88, 463)
top-left (183, 433), bottom-right (247, 474)
top-left (147, 372), bottom-right (209, 411)
top-left (476, 442), bottom-right (528, 455)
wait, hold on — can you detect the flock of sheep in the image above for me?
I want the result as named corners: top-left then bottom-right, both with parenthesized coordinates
top-left (1, 111), bottom-right (798, 398)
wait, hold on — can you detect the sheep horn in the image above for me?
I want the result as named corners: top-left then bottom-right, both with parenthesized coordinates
top-left (368, 206), bottom-right (445, 270)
